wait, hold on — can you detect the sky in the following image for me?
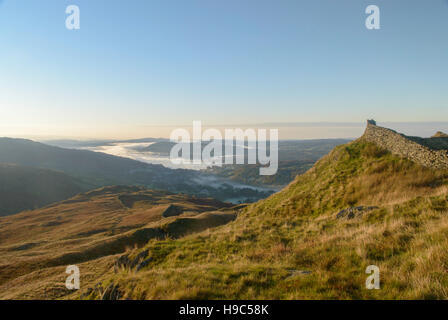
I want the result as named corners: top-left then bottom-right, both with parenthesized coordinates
top-left (0, 0), bottom-right (447, 139)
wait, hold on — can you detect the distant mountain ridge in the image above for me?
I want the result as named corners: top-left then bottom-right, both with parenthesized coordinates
top-left (0, 138), bottom-right (273, 215)
top-left (202, 139), bottom-right (351, 187)
top-left (0, 137), bottom-right (161, 185)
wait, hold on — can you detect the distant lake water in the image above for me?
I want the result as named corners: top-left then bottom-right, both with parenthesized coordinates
top-left (81, 142), bottom-right (207, 170)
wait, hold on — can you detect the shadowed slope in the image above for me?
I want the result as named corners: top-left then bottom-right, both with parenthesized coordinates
top-left (0, 164), bottom-right (93, 216)
top-left (0, 138), bottom-right (171, 186)
top-left (0, 138), bottom-right (273, 204)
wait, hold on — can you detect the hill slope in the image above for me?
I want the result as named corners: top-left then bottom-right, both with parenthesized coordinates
top-left (1, 136), bottom-right (448, 299)
top-left (0, 186), bottom-right (239, 298)
top-left (68, 140), bottom-right (448, 300)
top-left (0, 164), bottom-right (92, 216)
top-left (0, 137), bottom-right (167, 186)
top-left (0, 138), bottom-right (273, 205)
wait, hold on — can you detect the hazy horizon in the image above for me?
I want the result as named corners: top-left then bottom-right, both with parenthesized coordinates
top-left (1, 121), bottom-right (446, 141)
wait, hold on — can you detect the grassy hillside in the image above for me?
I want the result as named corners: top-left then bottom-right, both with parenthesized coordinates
top-left (0, 186), bottom-right (239, 299)
top-left (2, 140), bottom-right (447, 299)
top-left (0, 164), bottom-right (92, 216)
top-left (69, 140), bottom-right (448, 300)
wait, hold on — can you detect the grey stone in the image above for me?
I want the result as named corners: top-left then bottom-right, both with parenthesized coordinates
top-left (336, 206), bottom-right (378, 219)
top-left (287, 269), bottom-right (312, 279)
top-left (362, 121), bottom-right (448, 170)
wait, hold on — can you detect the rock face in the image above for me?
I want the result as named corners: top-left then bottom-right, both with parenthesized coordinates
top-left (336, 206), bottom-right (378, 220)
top-left (362, 121), bottom-right (448, 170)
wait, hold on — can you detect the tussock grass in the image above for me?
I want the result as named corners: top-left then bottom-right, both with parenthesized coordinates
top-left (77, 141), bottom-right (448, 300)
top-left (2, 141), bottom-right (447, 299)
top-left (0, 188), bottom-right (233, 298)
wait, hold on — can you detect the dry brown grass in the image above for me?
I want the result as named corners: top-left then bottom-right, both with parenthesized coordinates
top-left (66, 141), bottom-right (448, 300)
top-left (2, 141), bottom-right (448, 300)
top-left (0, 186), bottom-right (235, 299)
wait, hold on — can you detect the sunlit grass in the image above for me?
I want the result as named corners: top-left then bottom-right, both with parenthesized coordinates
top-left (76, 141), bottom-right (448, 300)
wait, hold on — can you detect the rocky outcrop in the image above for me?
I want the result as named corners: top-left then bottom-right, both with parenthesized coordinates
top-left (361, 121), bottom-right (448, 170)
top-left (336, 206), bottom-right (378, 220)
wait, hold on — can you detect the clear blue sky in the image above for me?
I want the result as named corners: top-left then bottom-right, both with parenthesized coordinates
top-left (0, 0), bottom-right (447, 138)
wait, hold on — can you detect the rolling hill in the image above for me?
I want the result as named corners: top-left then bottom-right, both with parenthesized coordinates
top-left (0, 185), bottom-right (239, 298)
top-left (0, 137), bottom-right (166, 186)
top-left (0, 138), bottom-right (273, 210)
top-left (1, 123), bottom-right (447, 299)
top-left (133, 139), bottom-right (351, 187)
top-left (202, 139), bottom-right (351, 187)
top-left (0, 164), bottom-right (93, 216)
top-left (71, 138), bottom-right (446, 300)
